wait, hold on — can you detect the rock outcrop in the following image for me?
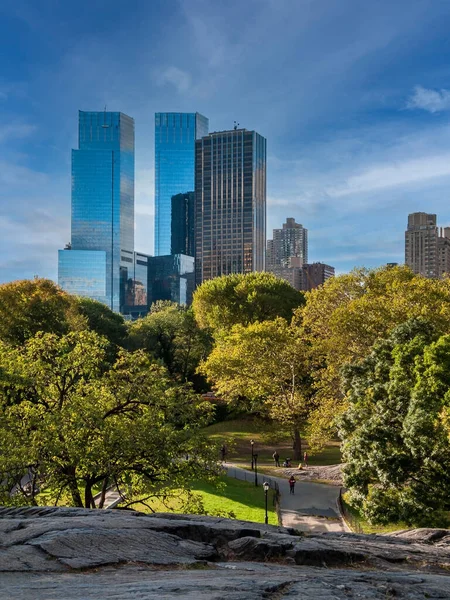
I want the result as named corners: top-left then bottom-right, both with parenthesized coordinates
top-left (1, 507), bottom-right (449, 598)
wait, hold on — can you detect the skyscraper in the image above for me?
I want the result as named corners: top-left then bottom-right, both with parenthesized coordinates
top-left (58, 111), bottom-right (135, 312)
top-left (266, 218), bottom-right (308, 268)
top-left (154, 112), bottom-right (209, 256)
top-left (171, 192), bottom-right (194, 256)
top-left (405, 212), bottom-right (438, 278)
top-left (195, 128), bottom-right (266, 284)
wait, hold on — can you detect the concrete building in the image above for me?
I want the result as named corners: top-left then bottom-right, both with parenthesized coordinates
top-left (302, 263), bottom-right (335, 291)
top-left (438, 227), bottom-right (450, 278)
top-left (194, 128), bottom-right (266, 284)
top-left (405, 213), bottom-right (439, 278)
top-left (266, 218), bottom-right (308, 269)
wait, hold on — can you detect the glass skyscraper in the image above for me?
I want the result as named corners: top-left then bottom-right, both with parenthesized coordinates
top-left (154, 112), bottom-right (209, 256)
top-left (171, 192), bottom-right (195, 256)
top-left (58, 111), bottom-right (135, 312)
top-left (194, 128), bottom-right (266, 284)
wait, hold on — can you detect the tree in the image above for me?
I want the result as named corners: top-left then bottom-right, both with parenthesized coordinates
top-left (199, 318), bottom-right (312, 459)
top-left (76, 297), bottom-right (127, 348)
top-left (339, 319), bottom-right (450, 526)
top-left (299, 266), bottom-right (450, 447)
top-left (0, 331), bottom-right (218, 508)
top-left (128, 302), bottom-right (212, 389)
top-left (0, 278), bottom-right (83, 346)
top-left (192, 272), bottom-right (305, 332)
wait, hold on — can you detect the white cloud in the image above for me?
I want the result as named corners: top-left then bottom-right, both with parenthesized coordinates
top-left (0, 123), bottom-right (37, 143)
top-left (327, 153), bottom-right (450, 197)
top-left (156, 66), bottom-right (192, 93)
top-left (406, 85), bottom-right (450, 113)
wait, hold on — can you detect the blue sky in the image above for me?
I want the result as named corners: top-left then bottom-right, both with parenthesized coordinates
top-left (2, 0), bottom-right (450, 282)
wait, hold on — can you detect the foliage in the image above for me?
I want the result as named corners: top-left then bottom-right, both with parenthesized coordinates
top-left (0, 278), bottom-right (83, 345)
top-left (199, 318), bottom-right (312, 459)
top-left (76, 297), bottom-right (128, 349)
top-left (339, 319), bottom-right (450, 527)
top-left (128, 301), bottom-right (212, 389)
top-left (0, 330), bottom-right (219, 508)
top-left (300, 266), bottom-right (450, 447)
top-left (192, 272), bottom-right (305, 333)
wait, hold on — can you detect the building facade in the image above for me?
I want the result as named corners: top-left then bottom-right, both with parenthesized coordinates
top-left (266, 217), bottom-right (308, 269)
top-left (194, 128), bottom-right (266, 284)
top-left (147, 254), bottom-right (195, 306)
top-left (171, 192), bottom-right (195, 256)
top-left (154, 112), bottom-right (209, 256)
top-left (58, 111), bottom-right (135, 312)
top-left (302, 263), bottom-right (335, 291)
top-left (405, 213), bottom-right (438, 278)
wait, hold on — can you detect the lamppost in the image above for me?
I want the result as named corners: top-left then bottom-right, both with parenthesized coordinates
top-left (250, 439), bottom-right (254, 470)
top-left (263, 481), bottom-right (270, 524)
top-left (254, 453), bottom-right (258, 486)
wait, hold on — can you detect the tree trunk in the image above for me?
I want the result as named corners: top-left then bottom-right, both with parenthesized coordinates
top-left (67, 475), bottom-right (83, 507)
top-left (292, 428), bottom-right (302, 461)
top-left (98, 477), bottom-right (109, 509)
top-left (84, 482), bottom-right (94, 509)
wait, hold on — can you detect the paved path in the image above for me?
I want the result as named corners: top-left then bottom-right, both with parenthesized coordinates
top-left (224, 463), bottom-right (347, 533)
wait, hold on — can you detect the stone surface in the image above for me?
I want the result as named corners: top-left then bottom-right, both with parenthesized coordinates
top-left (1, 507), bottom-right (449, 599)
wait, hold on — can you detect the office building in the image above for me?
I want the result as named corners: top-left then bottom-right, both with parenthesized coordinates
top-left (405, 213), bottom-right (438, 278)
top-left (154, 112), bottom-right (209, 256)
top-left (147, 254), bottom-right (195, 306)
top-left (171, 192), bottom-right (194, 256)
top-left (58, 111), bottom-right (135, 312)
top-left (438, 227), bottom-right (450, 277)
top-left (266, 218), bottom-right (308, 269)
top-left (302, 263), bottom-right (335, 291)
top-left (195, 128), bottom-right (266, 284)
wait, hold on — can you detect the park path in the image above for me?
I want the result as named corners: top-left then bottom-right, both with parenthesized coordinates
top-left (224, 463), bottom-right (347, 533)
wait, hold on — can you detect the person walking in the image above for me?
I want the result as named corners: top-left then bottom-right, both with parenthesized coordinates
top-left (221, 444), bottom-right (227, 462)
top-left (303, 451), bottom-right (308, 467)
top-left (272, 451), bottom-right (280, 467)
top-left (289, 475), bottom-right (296, 495)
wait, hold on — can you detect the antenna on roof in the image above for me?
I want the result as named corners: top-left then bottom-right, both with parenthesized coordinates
top-left (102, 105), bottom-right (109, 128)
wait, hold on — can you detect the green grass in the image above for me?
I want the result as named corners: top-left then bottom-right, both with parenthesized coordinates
top-left (132, 476), bottom-right (278, 525)
top-left (205, 416), bottom-right (341, 469)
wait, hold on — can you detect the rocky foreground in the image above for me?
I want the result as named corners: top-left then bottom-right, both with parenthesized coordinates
top-left (0, 507), bottom-right (449, 599)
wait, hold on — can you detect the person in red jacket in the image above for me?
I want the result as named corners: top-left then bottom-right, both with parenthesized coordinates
top-left (289, 475), bottom-right (296, 495)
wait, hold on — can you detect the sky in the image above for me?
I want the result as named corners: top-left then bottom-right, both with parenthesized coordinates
top-left (2, 0), bottom-right (450, 282)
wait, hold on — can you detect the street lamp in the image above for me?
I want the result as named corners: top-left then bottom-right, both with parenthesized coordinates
top-left (263, 481), bottom-right (270, 525)
top-left (250, 439), bottom-right (254, 470)
top-left (254, 453), bottom-right (258, 486)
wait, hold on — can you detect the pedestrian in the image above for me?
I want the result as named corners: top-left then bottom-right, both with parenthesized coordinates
top-left (272, 450), bottom-right (280, 467)
top-left (289, 475), bottom-right (296, 495)
top-left (221, 444), bottom-right (227, 462)
top-left (303, 451), bottom-right (308, 467)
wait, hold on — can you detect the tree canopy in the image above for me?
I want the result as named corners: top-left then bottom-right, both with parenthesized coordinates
top-left (340, 319), bottom-right (450, 526)
top-left (199, 318), bottom-right (312, 459)
top-left (192, 272), bottom-right (305, 332)
top-left (128, 301), bottom-right (211, 389)
top-left (299, 266), bottom-right (450, 446)
top-left (0, 330), bottom-right (218, 509)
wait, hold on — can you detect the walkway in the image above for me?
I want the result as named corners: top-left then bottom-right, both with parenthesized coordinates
top-left (224, 463), bottom-right (347, 533)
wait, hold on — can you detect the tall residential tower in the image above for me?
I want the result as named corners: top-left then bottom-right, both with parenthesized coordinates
top-left (405, 212), bottom-right (438, 278)
top-left (58, 111), bottom-right (135, 312)
top-left (154, 112), bottom-right (209, 256)
top-left (194, 128), bottom-right (266, 284)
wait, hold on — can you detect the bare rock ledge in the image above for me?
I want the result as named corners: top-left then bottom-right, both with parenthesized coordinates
top-left (0, 507), bottom-right (449, 599)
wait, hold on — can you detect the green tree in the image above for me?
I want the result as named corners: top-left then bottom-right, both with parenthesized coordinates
top-left (199, 318), bottom-right (312, 459)
top-left (0, 331), bottom-right (218, 508)
top-left (76, 297), bottom-right (127, 347)
top-left (0, 278), bottom-right (83, 345)
top-left (340, 319), bottom-right (450, 526)
top-left (192, 272), bottom-right (305, 332)
top-left (128, 302), bottom-right (212, 388)
top-left (299, 266), bottom-right (450, 447)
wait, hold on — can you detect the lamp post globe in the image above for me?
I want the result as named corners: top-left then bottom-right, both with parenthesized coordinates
top-left (263, 481), bottom-right (270, 525)
top-left (250, 439), bottom-right (254, 470)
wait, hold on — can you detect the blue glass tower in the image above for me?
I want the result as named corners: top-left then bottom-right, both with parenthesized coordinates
top-left (154, 112), bottom-right (209, 256)
top-left (58, 111), bottom-right (135, 312)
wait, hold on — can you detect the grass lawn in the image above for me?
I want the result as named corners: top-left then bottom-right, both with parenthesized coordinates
top-left (205, 416), bottom-right (341, 470)
top-left (131, 476), bottom-right (278, 526)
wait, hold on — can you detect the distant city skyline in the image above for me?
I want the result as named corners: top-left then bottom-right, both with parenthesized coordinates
top-left (4, 1), bottom-right (450, 282)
